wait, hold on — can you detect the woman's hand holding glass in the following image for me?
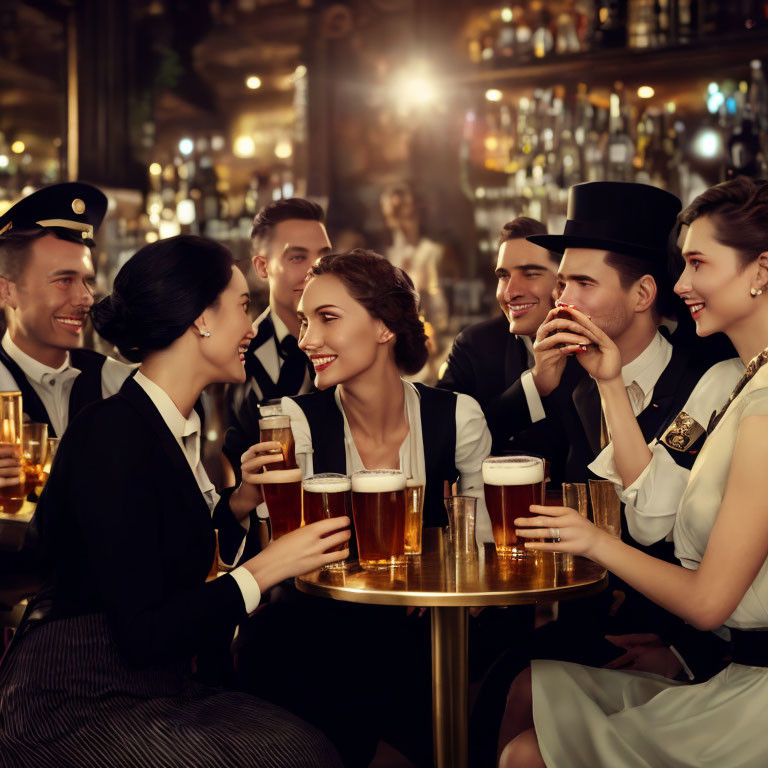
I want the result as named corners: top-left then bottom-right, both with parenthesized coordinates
top-left (229, 441), bottom-right (286, 519)
top-left (0, 444), bottom-right (23, 488)
top-left (514, 503), bottom-right (612, 560)
top-left (243, 516), bottom-right (351, 592)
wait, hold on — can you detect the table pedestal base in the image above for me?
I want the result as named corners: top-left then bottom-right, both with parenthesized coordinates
top-left (431, 606), bottom-right (468, 768)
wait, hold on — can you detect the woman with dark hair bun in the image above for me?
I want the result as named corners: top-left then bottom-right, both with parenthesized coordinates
top-left (0, 235), bottom-right (346, 768)
top-left (235, 249), bottom-right (491, 767)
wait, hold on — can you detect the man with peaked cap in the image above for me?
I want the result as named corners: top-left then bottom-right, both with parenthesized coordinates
top-left (224, 197), bottom-right (331, 482)
top-left (0, 183), bottom-right (134, 452)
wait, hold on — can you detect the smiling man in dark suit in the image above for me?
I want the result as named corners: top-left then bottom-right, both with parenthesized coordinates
top-left (438, 216), bottom-right (565, 476)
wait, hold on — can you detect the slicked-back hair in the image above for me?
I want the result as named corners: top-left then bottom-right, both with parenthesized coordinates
top-left (678, 176), bottom-right (768, 270)
top-left (309, 249), bottom-right (428, 375)
top-left (0, 229), bottom-right (90, 283)
top-left (250, 198), bottom-right (325, 256)
top-left (498, 217), bottom-right (559, 264)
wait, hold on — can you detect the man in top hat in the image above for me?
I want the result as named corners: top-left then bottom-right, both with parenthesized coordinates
top-left (224, 197), bottom-right (332, 481)
top-left (0, 183), bottom-right (134, 462)
top-left (516, 182), bottom-right (739, 669)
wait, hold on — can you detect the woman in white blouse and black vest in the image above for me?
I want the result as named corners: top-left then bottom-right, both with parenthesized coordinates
top-left (235, 249), bottom-right (493, 767)
top-left (0, 235), bottom-right (347, 768)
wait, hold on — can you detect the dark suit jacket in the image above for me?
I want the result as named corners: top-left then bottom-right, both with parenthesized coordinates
top-left (437, 314), bottom-right (568, 483)
top-left (31, 377), bottom-right (248, 671)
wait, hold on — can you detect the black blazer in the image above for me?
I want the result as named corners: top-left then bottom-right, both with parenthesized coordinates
top-left (30, 377), bottom-right (248, 670)
top-left (437, 314), bottom-right (568, 482)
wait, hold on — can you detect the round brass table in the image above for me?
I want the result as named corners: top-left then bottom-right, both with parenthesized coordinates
top-left (296, 529), bottom-right (607, 768)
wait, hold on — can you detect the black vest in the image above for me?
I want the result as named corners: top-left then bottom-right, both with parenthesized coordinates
top-left (291, 383), bottom-right (458, 528)
top-left (0, 345), bottom-right (107, 437)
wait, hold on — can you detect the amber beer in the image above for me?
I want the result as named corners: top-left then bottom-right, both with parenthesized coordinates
top-left (302, 474), bottom-right (351, 569)
top-left (483, 456), bottom-right (545, 556)
top-left (404, 479), bottom-right (424, 555)
top-left (258, 414), bottom-right (297, 471)
top-left (0, 392), bottom-right (24, 509)
top-left (351, 470), bottom-right (407, 570)
top-left (261, 468), bottom-right (303, 540)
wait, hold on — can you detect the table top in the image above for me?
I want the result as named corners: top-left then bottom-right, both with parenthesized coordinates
top-left (296, 529), bottom-right (607, 607)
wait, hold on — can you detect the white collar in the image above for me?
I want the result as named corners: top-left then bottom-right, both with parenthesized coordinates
top-left (133, 371), bottom-right (201, 442)
top-left (516, 334), bottom-right (535, 357)
top-left (621, 331), bottom-right (672, 396)
top-left (1, 332), bottom-right (71, 384)
top-left (269, 307), bottom-right (292, 344)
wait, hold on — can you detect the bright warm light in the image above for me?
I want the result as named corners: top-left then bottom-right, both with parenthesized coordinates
top-left (485, 89), bottom-right (503, 102)
top-left (294, 65), bottom-right (307, 79)
top-left (145, 231), bottom-right (159, 243)
top-left (149, 162), bottom-right (162, 176)
top-left (692, 128), bottom-right (722, 159)
top-left (233, 135), bottom-right (256, 158)
top-left (665, 101), bottom-right (676, 113)
top-left (274, 140), bottom-right (293, 159)
top-left (246, 76), bottom-right (262, 90)
top-left (501, 7), bottom-right (513, 23)
top-left (0, 155), bottom-right (8, 168)
top-left (159, 219), bottom-right (181, 239)
top-left (11, 141), bottom-right (25, 154)
top-left (178, 138), bottom-right (194, 156)
top-left (637, 86), bottom-right (655, 99)
top-left (177, 199), bottom-right (196, 225)
top-left (395, 67), bottom-right (440, 110)
top-left (211, 135), bottom-right (225, 151)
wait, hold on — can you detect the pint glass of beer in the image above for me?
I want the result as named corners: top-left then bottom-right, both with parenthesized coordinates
top-left (351, 469), bottom-right (407, 570)
top-left (261, 468), bottom-right (303, 540)
top-left (0, 392), bottom-right (25, 509)
top-left (404, 478), bottom-right (424, 555)
top-left (258, 414), bottom-right (297, 471)
top-left (482, 455), bottom-right (545, 556)
top-left (22, 422), bottom-right (49, 488)
top-left (303, 473), bottom-right (352, 569)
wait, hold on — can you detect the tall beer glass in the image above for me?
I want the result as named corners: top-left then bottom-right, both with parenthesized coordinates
top-left (351, 469), bottom-right (407, 570)
top-left (303, 473), bottom-right (351, 569)
top-left (22, 422), bottom-right (48, 488)
top-left (261, 468), bottom-right (303, 540)
top-left (482, 456), bottom-right (544, 556)
top-left (404, 478), bottom-right (424, 555)
top-left (258, 414), bottom-right (297, 471)
top-left (0, 392), bottom-right (25, 511)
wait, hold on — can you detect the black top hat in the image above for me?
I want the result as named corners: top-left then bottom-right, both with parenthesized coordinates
top-left (0, 182), bottom-right (107, 242)
top-left (528, 182), bottom-right (682, 262)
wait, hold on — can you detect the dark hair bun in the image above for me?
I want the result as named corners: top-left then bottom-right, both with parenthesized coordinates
top-left (310, 249), bottom-right (428, 375)
top-left (91, 235), bottom-right (234, 362)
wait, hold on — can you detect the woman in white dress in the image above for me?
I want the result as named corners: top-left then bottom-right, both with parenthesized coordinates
top-left (499, 176), bottom-right (768, 768)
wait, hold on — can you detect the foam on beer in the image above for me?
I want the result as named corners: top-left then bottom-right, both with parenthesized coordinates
top-left (482, 457), bottom-right (543, 486)
top-left (351, 470), bottom-right (406, 493)
top-left (258, 468), bottom-right (303, 484)
top-left (303, 474), bottom-right (351, 493)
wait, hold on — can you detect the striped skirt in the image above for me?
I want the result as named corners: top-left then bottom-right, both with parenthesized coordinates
top-left (0, 613), bottom-right (342, 768)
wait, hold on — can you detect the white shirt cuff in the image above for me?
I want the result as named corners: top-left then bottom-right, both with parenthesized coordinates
top-left (229, 566), bottom-right (262, 614)
top-left (520, 369), bottom-right (546, 424)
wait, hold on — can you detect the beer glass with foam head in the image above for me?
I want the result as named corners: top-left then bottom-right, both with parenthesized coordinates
top-left (351, 469), bottom-right (407, 570)
top-left (404, 477), bottom-right (425, 555)
top-left (258, 414), bottom-right (297, 471)
top-left (302, 473), bottom-right (352, 569)
top-left (261, 468), bottom-right (304, 540)
top-left (482, 455), bottom-right (545, 556)
top-left (0, 392), bottom-right (25, 510)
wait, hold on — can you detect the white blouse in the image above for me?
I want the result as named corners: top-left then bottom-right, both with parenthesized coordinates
top-left (589, 358), bottom-right (745, 546)
top-left (281, 380), bottom-right (494, 542)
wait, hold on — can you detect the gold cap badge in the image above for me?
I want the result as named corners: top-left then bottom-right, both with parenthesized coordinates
top-left (72, 198), bottom-right (86, 215)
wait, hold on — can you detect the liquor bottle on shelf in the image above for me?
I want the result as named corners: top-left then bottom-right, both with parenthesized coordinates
top-left (606, 86), bottom-right (635, 181)
top-left (595, 0), bottom-right (627, 47)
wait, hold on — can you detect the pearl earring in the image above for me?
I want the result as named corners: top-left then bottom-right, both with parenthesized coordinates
top-left (200, 331), bottom-right (211, 338)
